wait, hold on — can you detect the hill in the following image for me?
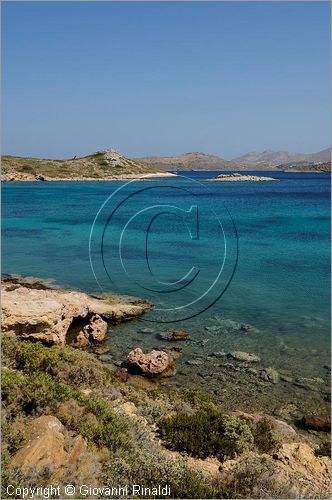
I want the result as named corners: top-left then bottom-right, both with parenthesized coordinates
top-left (281, 162), bottom-right (331, 173)
top-left (134, 152), bottom-right (237, 171)
top-left (1, 149), bottom-right (166, 181)
top-left (136, 148), bottom-right (330, 171)
top-left (232, 148), bottom-right (331, 168)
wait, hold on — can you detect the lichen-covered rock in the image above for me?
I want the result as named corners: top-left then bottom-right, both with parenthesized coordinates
top-left (127, 348), bottom-right (176, 377)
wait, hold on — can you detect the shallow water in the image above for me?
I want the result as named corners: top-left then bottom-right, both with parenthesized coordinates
top-left (2, 171), bottom-right (330, 416)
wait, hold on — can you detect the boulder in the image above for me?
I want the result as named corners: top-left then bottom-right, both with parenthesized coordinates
top-left (127, 348), bottom-right (176, 377)
top-left (81, 314), bottom-right (108, 342)
top-left (302, 414), bottom-right (331, 431)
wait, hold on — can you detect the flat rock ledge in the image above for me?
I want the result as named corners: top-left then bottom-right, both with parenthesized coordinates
top-left (206, 173), bottom-right (278, 182)
top-left (1, 277), bottom-right (153, 345)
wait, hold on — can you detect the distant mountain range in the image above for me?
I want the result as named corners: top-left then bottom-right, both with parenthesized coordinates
top-left (135, 147), bottom-right (331, 171)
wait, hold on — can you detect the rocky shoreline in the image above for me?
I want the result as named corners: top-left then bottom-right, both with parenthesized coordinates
top-left (2, 276), bottom-right (152, 345)
top-left (1, 172), bottom-right (177, 182)
top-left (1, 276), bottom-right (331, 498)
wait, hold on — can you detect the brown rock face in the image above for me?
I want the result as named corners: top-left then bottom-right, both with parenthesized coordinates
top-left (127, 348), bottom-right (176, 377)
top-left (11, 416), bottom-right (87, 475)
top-left (72, 314), bottom-right (108, 347)
top-left (302, 413), bottom-right (331, 431)
top-left (84, 314), bottom-right (108, 341)
top-left (2, 279), bottom-right (152, 345)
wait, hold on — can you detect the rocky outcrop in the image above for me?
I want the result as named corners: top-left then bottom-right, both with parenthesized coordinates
top-left (1, 278), bottom-right (152, 345)
top-left (11, 416), bottom-right (87, 476)
top-left (274, 442), bottom-right (331, 495)
top-left (127, 348), bottom-right (176, 377)
top-left (221, 443), bottom-right (330, 499)
top-left (72, 314), bottom-right (108, 347)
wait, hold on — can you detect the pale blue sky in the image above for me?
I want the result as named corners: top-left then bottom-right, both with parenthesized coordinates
top-left (2, 1), bottom-right (330, 159)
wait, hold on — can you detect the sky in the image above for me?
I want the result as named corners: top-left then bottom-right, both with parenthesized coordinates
top-left (2, 1), bottom-right (330, 159)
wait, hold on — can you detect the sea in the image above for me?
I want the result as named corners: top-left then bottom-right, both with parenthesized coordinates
top-left (2, 171), bottom-right (330, 418)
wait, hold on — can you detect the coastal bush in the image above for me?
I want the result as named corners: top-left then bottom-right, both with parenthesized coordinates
top-left (252, 418), bottom-right (283, 454)
top-left (2, 338), bottom-right (126, 450)
top-left (158, 408), bottom-right (254, 462)
top-left (2, 336), bottom-right (112, 389)
top-left (220, 454), bottom-right (302, 499)
top-left (104, 450), bottom-right (225, 499)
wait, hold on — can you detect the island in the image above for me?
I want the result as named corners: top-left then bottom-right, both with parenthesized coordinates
top-left (1, 149), bottom-right (176, 182)
top-left (206, 173), bottom-right (278, 182)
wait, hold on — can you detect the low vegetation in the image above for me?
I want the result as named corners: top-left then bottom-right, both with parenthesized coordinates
top-left (158, 409), bottom-right (254, 462)
top-left (1, 336), bottom-right (329, 499)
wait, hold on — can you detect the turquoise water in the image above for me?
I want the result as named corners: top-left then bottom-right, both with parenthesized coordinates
top-left (2, 172), bottom-right (330, 416)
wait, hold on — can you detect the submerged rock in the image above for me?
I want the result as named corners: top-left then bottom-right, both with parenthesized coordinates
top-left (127, 348), bottom-right (176, 377)
top-left (228, 351), bottom-right (261, 363)
top-left (159, 329), bottom-right (190, 341)
top-left (260, 367), bottom-right (280, 384)
top-left (186, 359), bottom-right (203, 366)
top-left (137, 327), bottom-right (155, 334)
top-left (210, 351), bottom-right (227, 358)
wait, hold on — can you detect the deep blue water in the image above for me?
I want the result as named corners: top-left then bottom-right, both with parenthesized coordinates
top-left (2, 171), bottom-right (330, 413)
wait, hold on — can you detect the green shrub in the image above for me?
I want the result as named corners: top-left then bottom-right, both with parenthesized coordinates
top-left (158, 408), bottom-right (254, 462)
top-left (104, 450), bottom-right (225, 499)
top-left (220, 454), bottom-right (301, 499)
top-left (252, 418), bottom-right (283, 454)
top-left (2, 336), bottom-right (111, 389)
